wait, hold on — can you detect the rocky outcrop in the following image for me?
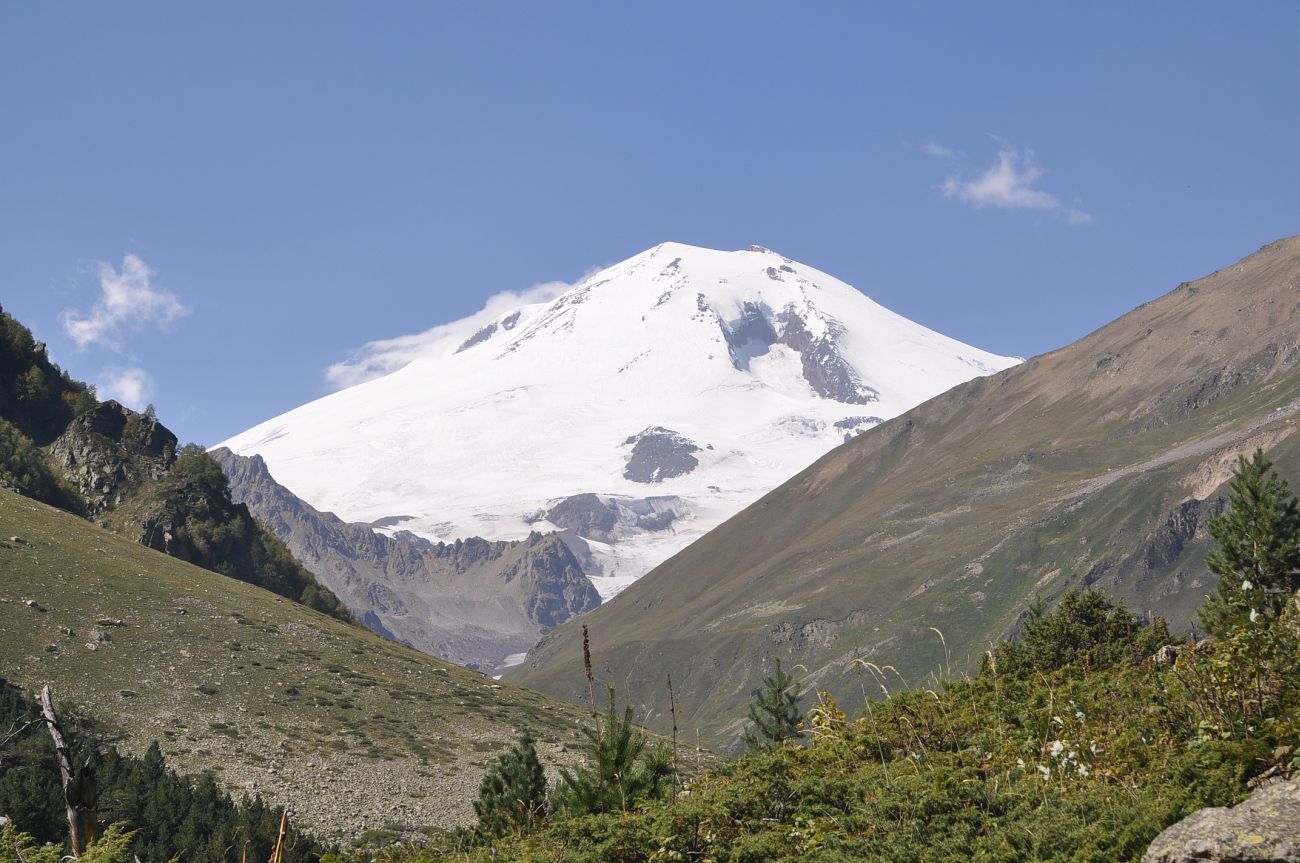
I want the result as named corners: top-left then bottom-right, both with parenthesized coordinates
top-left (622, 427), bottom-right (702, 483)
top-left (1143, 779), bottom-right (1300, 862)
top-left (48, 401), bottom-right (177, 517)
top-left (211, 448), bottom-right (601, 672)
top-left (778, 311), bottom-right (880, 404)
top-left (719, 300), bottom-right (881, 405)
top-left (544, 492), bottom-right (687, 543)
top-left (834, 415), bottom-right (884, 443)
top-left (722, 301), bottom-right (778, 371)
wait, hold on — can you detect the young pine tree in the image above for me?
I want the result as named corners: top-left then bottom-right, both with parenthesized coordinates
top-left (473, 729), bottom-right (548, 838)
top-left (742, 657), bottom-right (804, 752)
top-left (1199, 448), bottom-right (1300, 636)
top-left (555, 687), bottom-right (672, 816)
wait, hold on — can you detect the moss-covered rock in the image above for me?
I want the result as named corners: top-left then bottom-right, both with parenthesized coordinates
top-left (1143, 778), bottom-right (1300, 862)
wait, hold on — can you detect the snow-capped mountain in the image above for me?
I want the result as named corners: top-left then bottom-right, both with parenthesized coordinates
top-left (218, 242), bottom-right (1019, 600)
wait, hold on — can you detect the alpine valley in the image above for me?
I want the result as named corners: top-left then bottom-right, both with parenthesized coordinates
top-left (215, 242), bottom-right (1018, 671)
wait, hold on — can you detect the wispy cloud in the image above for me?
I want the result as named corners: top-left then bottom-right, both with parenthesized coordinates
top-left (96, 366), bottom-right (154, 410)
top-left (922, 140), bottom-right (957, 160)
top-left (940, 146), bottom-right (1091, 224)
top-left (62, 254), bottom-right (189, 350)
top-left (325, 279), bottom-right (576, 390)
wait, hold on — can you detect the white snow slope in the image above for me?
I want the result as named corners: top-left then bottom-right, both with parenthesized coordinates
top-left (218, 243), bottom-right (1019, 599)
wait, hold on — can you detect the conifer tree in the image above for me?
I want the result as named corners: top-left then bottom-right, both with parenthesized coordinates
top-left (1199, 448), bottom-right (1300, 636)
top-left (742, 657), bottom-right (804, 752)
top-left (555, 687), bottom-right (672, 816)
top-left (473, 729), bottom-right (548, 838)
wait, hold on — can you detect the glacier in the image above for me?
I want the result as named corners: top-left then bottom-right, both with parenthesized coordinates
top-left (217, 242), bottom-right (1019, 599)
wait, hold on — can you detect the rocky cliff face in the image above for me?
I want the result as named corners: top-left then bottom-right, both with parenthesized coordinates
top-left (48, 401), bottom-right (177, 518)
top-left (211, 448), bottom-right (600, 671)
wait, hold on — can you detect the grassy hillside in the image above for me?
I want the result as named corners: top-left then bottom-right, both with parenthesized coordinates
top-left (363, 591), bottom-right (1300, 862)
top-left (512, 235), bottom-right (1300, 749)
top-left (0, 488), bottom-right (593, 838)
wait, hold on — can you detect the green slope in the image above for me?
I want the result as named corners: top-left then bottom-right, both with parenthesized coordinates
top-left (511, 235), bottom-right (1300, 750)
top-left (0, 488), bottom-right (591, 838)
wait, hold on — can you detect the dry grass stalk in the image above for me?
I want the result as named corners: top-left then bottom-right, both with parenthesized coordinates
top-left (267, 810), bottom-right (288, 863)
top-left (582, 625), bottom-right (602, 745)
top-left (667, 673), bottom-right (680, 792)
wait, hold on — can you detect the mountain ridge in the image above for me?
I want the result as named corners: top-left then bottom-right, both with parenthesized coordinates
top-left (218, 242), bottom-right (1018, 603)
top-left (211, 447), bottom-right (599, 672)
top-left (509, 235), bottom-right (1300, 749)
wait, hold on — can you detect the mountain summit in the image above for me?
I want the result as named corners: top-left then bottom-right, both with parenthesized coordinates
top-left (218, 243), bottom-right (1018, 598)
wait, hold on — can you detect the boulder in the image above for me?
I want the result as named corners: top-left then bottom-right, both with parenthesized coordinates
top-left (1143, 778), bottom-right (1300, 862)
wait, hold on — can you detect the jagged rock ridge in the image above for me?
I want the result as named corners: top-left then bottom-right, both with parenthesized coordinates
top-left (211, 448), bottom-right (600, 672)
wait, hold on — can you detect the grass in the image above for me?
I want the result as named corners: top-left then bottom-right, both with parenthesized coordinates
top-left (0, 488), bottom-right (594, 839)
top-left (355, 591), bottom-right (1300, 862)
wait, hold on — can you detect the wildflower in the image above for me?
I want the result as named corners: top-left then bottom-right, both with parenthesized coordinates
top-left (1048, 741), bottom-right (1065, 757)
top-left (1242, 580), bottom-right (1253, 591)
top-left (1250, 608), bottom-right (1260, 623)
top-left (1037, 764), bottom-right (1051, 779)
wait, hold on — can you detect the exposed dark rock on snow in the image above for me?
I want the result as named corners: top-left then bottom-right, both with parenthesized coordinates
top-left (778, 311), bottom-right (880, 404)
top-left (834, 415), bottom-right (884, 442)
top-left (545, 492), bottom-right (687, 543)
top-left (211, 448), bottom-right (600, 671)
top-left (722, 302), bottom-right (778, 371)
top-left (456, 321), bottom-right (498, 352)
top-left (718, 301), bottom-right (878, 404)
top-left (622, 427), bottom-right (702, 483)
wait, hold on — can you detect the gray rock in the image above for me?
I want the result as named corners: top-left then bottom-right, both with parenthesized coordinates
top-left (546, 493), bottom-right (620, 541)
top-left (545, 493), bottom-right (688, 543)
top-left (1143, 779), bottom-right (1300, 862)
top-left (834, 415), bottom-right (885, 442)
top-left (1152, 644), bottom-right (1179, 665)
top-left (722, 301), bottom-right (778, 371)
top-left (456, 321), bottom-right (498, 352)
top-left (48, 400), bottom-right (177, 516)
top-left (622, 427), bottom-right (701, 483)
top-left (210, 448), bottom-right (600, 672)
top-left (778, 311), bottom-right (879, 405)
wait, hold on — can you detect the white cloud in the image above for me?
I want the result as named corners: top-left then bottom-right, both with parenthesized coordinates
top-left (941, 147), bottom-right (1091, 224)
top-left (922, 140), bottom-right (957, 160)
top-left (96, 367), bottom-right (154, 410)
top-left (62, 254), bottom-right (189, 350)
top-left (324, 279), bottom-right (576, 390)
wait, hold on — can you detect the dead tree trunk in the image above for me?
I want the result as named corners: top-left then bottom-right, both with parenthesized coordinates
top-left (39, 685), bottom-right (97, 857)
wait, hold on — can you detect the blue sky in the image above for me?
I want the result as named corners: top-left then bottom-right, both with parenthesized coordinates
top-left (3, 3), bottom-right (1298, 445)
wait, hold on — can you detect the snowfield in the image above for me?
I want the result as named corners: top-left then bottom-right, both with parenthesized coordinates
top-left (218, 243), bottom-right (1019, 598)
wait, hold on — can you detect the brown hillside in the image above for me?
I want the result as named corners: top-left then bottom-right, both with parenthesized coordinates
top-left (511, 236), bottom-right (1300, 749)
